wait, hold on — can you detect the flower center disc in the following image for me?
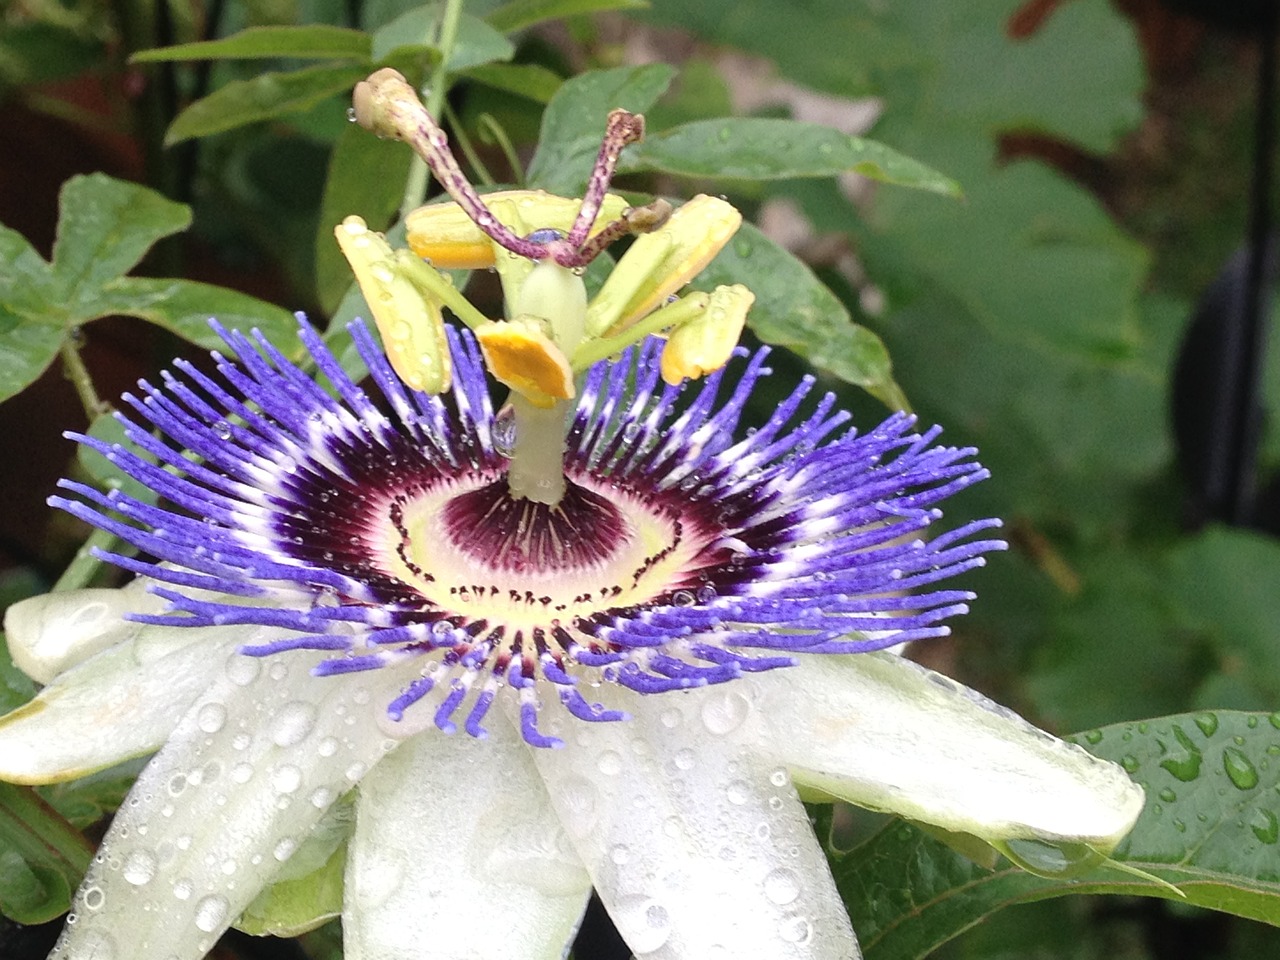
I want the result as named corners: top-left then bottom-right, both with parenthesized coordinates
top-left (373, 471), bottom-right (707, 630)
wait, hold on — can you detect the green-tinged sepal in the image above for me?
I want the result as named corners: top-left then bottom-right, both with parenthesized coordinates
top-left (660, 283), bottom-right (753, 385)
top-left (334, 216), bottom-right (451, 393)
top-left (585, 194), bottom-right (742, 337)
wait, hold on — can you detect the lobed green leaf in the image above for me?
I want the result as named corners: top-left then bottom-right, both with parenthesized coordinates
top-left (460, 62), bottom-right (564, 103)
top-left (526, 63), bottom-right (676, 195)
top-left (621, 118), bottom-right (961, 196)
top-left (836, 711), bottom-right (1280, 960)
top-left (314, 126), bottom-right (415, 312)
top-left (89, 278), bottom-right (301, 356)
top-left (131, 25), bottom-right (371, 63)
top-left (164, 63), bottom-right (369, 145)
top-left (486, 0), bottom-right (650, 34)
top-left (691, 221), bottom-right (905, 408)
top-left (53, 174), bottom-right (191, 303)
top-left (370, 6), bottom-right (512, 70)
top-left (0, 317), bottom-right (65, 405)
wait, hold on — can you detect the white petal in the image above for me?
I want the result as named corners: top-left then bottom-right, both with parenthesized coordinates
top-left (0, 620), bottom-right (261, 784)
top-left (346, 710), bottom-right (591, 960)
top-left (47, 652), bottom-right (417, 960)
top-left (521, 694), bottom-right (859, 960)
top-left (4, 582), bottom-right (167, 683)
top-left (751, 653), bottom-right (1144, 850)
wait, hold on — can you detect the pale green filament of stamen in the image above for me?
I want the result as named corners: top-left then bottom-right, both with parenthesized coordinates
top-left (570, 291), bottom-right (710, 370)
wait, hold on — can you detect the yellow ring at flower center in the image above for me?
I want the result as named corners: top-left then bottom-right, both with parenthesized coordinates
top-left (371, 471), bottom-right (708, 632)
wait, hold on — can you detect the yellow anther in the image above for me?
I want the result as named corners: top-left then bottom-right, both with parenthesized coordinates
top-left (405, 190), bottom-right (630, 269)
top-left (334, 216), bottom-right (451, 393)
top-left (660, 284), bottom-right (754, 386)
top-left (586, 195), bottom-right (742, 337)
top-left (475, 319), bottom-right (575, 409)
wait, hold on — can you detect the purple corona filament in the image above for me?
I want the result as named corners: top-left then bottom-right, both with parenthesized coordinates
top-left (51, 320), bottom-right (1005, 747)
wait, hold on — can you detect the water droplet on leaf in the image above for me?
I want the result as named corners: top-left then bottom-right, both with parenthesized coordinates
top-left (1223, 747), bottom-right (1260, 790)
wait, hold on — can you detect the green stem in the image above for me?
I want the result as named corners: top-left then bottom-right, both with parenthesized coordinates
top-left (53, 528), bottom-right (119, 592)
top-left (478, 113), bottom-right (525, 187)
top-left (398, 0), bottom-right (466, 220)
top-left (571, 292), bottom-right (710, 370)
top-left (443, 100), bottom-right (496, 187)
top-left (60, 334), bottom-right (108, 422)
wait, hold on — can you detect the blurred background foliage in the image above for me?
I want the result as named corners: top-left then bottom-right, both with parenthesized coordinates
top-left (1, 0), bottom-right (1279, 957)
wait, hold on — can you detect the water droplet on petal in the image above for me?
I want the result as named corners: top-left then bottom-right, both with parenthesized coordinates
top-left (271, 764), bottom-right (302, 794)
top-left (763, 867), bottom-right (801, 905)
top-left (273, 838), bottom-right (297, 862)
top-left (597, 750), bottom-right (623, 776)
top-left (213, 421), bottom-right (232, 440)
top-left (224, 654), bottom-right (260, 686)
top-left (82, 886), bottom-right (105, 910)
top-left (196, 703), bottom-right (226, 734)
top-left (270, 701), bottom-right (317, 747)
top-left (613, 895), bottom-right (672, 953)
top-left (122, 850), bottom-right (157, 886)
top-left (194, 895), bottom-right (228, 933)
top-left (700, 688), bottom-right (749, 735)
top-left (778, 916), bottom-right (812, 944)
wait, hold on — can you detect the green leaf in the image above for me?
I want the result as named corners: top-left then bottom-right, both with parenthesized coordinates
top-left (236, 841), bottom-right (346, 936)
top-left (38, 757), bottom-right (150, 830)
top-left (526, 63), bottom-right (676, 195)
top-left (1164, 527), bottom-right (1280, 711)
top-left (460, 62), bottom-right (564, 103)
top-left (0, 317), bottom-right (65, 405)
top-left (315, 125), bottom-right (416, 312)
top-left (0, 781), bottom-right (92, 924)
top-left (53, 174), bottom-right (191, 302)
top-left (621, 118), bottom-right (960, 196)
top-left (835, 711), bottom-right (1280, 960)
top-left (486, 0), bottom-right (650, 34)
top-left (89, 278), bottom-right (301, 355)
top-left (0, 222), bottom-right (59, 318)
top-left (131, 25), bottom-right (371, 62)
top-left (0, 630), bottom-right (39, 716)
top-left (164, 63), bottom-right (369, 145)
top-left (692, 221), bottom-right (905, 407)
top-left (0, 22), bottom-right (104, 87)
top-left (371, 5), bottom-right (513, 70)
